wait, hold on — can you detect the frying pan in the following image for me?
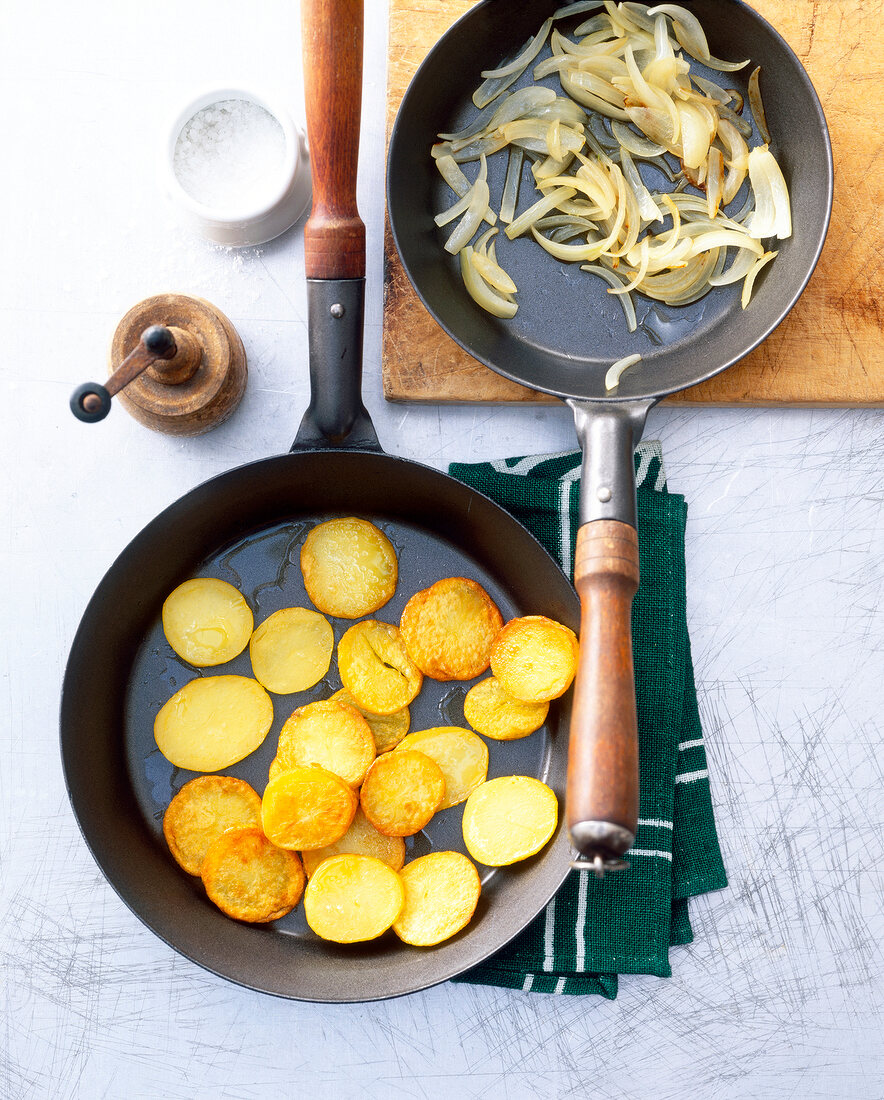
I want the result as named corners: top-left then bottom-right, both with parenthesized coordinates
top-left (60, 0), bottom-right (582, 1003)
top-left (387, 0), bottom-right (833, 868)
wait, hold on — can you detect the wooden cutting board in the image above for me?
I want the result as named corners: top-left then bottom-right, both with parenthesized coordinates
top-left (382, 0), bottom-right (883, 406)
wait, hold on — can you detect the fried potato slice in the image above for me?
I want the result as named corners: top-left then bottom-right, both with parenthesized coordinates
top-left (337, 620), bottom-right (423, 716)
top-left (399, 577), bottom-right (503, 681)
top-left (489, 615), bottom-right (579, 703)
top-left (275, 699), bottom-right (375, 787)
top-left (267, 755), bottom-right (287, 783)
top-left (360, 750), bottom-right (445, 836)
top-left (304, 854), bottom-right (404, 943)
top-left (301, 807), bottom-right (406, 878)
top-left (392, 852), bottom-right (481, 946)
top-left (463, 676), bottom-right (549, 740)
top-left (462, 775), bottom-right (558, 866)
top-left (329, 688), bottom-right (410, 753)
top-left (201, 827), bottom-right (305, 923)
top-left (301, 517), bottom-right (398, 618)
top-left (154, 674), bottom-right (273, 772)
top-left (395, 727), bottom-right (488, 809)
top-left (249, 607), bottom-right (333, 695)
top-left (163, 775), bottom-right (262, 875)
top-left (162, 578), bottom-right (254, 667)
top-left (261, 766), bottom-right (358, 850)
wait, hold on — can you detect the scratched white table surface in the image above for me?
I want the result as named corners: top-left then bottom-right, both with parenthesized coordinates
top-left (1, 2), bottom-right (881, 1098)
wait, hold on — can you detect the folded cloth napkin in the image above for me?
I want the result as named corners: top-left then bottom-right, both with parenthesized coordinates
top-left (448, 442), bottom-right (727, 997)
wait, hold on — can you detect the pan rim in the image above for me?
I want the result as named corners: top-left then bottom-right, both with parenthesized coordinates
top-left (386, 0), bottom-right (834, 404)
top-left (60, 448), bottom-right (577, 1002)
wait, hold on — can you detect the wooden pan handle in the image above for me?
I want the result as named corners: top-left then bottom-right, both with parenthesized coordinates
top-left (301, 0), bottom-right (366, 279)
top-left (567, 520), bottom-right (640, 864)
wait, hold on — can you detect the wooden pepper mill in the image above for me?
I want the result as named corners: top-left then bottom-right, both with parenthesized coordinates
top-left (70, 293), bottom-right (247, 435)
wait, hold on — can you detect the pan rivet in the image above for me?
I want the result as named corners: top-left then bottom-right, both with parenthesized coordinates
top-left (330, 303), bottom-right (345, 318)
top-left (597, 486), bottom-right (612, 502)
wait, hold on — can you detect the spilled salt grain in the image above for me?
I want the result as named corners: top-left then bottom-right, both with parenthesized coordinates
top-left (173, 98), bottom-right (286, 210)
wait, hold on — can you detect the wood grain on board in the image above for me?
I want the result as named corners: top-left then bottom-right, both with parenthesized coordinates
top-left (383, 0), bottom-right (883, 406)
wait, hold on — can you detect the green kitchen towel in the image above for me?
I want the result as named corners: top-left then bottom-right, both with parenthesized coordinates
top-left (448, 442), bottom-right (727, 997)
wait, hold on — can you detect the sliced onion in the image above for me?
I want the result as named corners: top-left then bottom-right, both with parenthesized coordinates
top-left (552, 0), bottom-right (606, 19)
top-left (581, 263), bottom-right (638, 329)
top-left (444, 177), bottom-right (490, 254)
top-left (707, 243), bottom-right (758, 286)
top-left (745, 146), bottom-right (791, 239)
top-left (611, 119), bottom-right (665, 157)
top-left (500, 146), bottom-right (525, 223)
top-left (706, 146), bottom-right (724, 218)
top-left (619, 146), bottom-right (664, 223)
top-left (481, 18), bottom-right (553, 80)
top-left (741, 249), bottom-right (778, 308)
top-left (506, 186), bottom-right (577, 238)
top-left (605, 353), bottom-right (642, 391)
top-left (471, 250), bottom-right (518, 295)
top-left (748, 66), bottom-right (772, 145)
top-left (647, 4), bottom-right (710, 61)
top-left (460, 247), bottom-right (518, 317)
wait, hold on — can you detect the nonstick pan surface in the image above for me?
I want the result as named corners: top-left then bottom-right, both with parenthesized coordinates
top-left (387, 0), bottom-right (833, 402)
top-left (61, 450), bottom-right (578, 1003)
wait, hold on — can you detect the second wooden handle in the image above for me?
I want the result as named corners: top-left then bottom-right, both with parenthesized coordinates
top-left (567, 520), bottom-right (640, 859)
top-left (301, 0), bottom-right (366, 279)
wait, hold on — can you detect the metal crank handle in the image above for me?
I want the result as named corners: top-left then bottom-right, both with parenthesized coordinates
top-left (70, 325), bottom-right (180, 423)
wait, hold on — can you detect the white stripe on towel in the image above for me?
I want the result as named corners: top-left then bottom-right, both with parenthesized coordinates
top-left (627, 848), bottom-right (673, 861)
top-left (637, 818), bottom-right (674, 830)
top-left (554, 977), bottom-right (567, 994)
top-left (574, 871), bottom-right (589, 971)
top-left (522, 973), bottom-right (535, 992)
top-left (542, 898), bottom-right (557, 971)
top-left (675, 768), bottom-right (709, 784)
top-left (678, 738), bottom-right (705, 752)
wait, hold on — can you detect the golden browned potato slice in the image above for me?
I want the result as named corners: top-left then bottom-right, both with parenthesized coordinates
top-left (360, 750), bottom-right (445, 836)
top-left (275, 699), bottom-right (376, 787)
top-left (301, 807), bottom-right (406, 878)
top-left (399, 577), bottom-right (503, 680)
top-left (337, 620), bottom-right (423, 716)
top-left (395, 727), bottom-right (488, 809)
top-left (301, 517), bottom-right (398, 618)
top-left (267, 755), bottom-right (288, 782)
top-left (393, 852), bottom-right (481, 946)
top-left (463, 676), bottom-right (549, 740)
top-left (329, 688), bottom-right (410, 753)
top-left (162, 578), bottom-right (254, 667)
top-left (154, 675), bottom-right (273, 772)
top-left (489, 615), bottom-right (579, 703)
top-left (304, 854), bottom-right (404, 943)
top-left (201, 827), bottom-right (305, 923)
top-left (163, 775), bottom-right (262, 875)
top-left (462, 775), bottom-right (558, 866)
top-left (249, 607), bottom-right (334, 695)
top-left (261, 766), bottom-right (357, 850)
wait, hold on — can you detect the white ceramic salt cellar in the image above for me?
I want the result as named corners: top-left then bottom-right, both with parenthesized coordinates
top-left (165, 87), bottom-right (312, 247)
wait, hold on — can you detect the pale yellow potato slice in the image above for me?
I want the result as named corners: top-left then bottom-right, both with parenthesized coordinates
top-left (304, 854), bottom-right (404, 943)
top-left (163, 775), bottom-right (262, 875)
top-left (162, 578), bottom-right (254, 667)
top-left (300, 807), bottom-right (406, 878)
top-left (393, 852), bottom-right (481, 946)
top-left (261, 766), bottom-right (357, 850)
top-left (201, 827), bottom-right (305, 923)
top-left (463, 676), bottom-right (549, 740)
top-left (462, 775), bottom-right (558, 866)
top-left (337, 620), bottom-right (423, 715)
top-left (489, 615), bottom-right (579, 703)
top-left (395, 727), bottom-right (488, 809)
top-left (301, 517), bottom-right (398, 618)
top-left (276, 699), bottom-right (375, 787)
top-left (249, 607), bottom-right (333, 694)
top-left (329, 688), bottom-right (410, 753)
top-left (154, 675), bottom-right (273, 772)
top-left (399, 577), bottom-right (503, 681)
top-left (360, 750), bottom-right (445, 836)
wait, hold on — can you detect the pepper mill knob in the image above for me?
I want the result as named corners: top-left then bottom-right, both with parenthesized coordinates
top-left (71, 293), bottom-right (247, 435)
